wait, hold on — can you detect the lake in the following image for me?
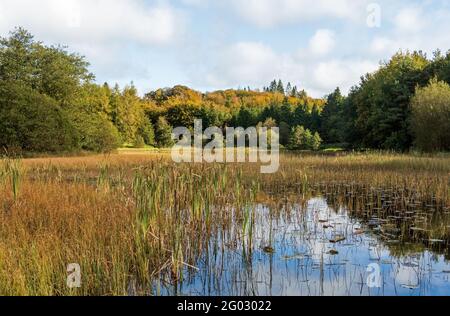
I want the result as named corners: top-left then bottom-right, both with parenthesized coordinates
top-left (154, 197), bottom-right (450, 296)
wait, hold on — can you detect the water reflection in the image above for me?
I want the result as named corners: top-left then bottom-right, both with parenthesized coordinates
top-left (155, 198), bottom-right (450, 296)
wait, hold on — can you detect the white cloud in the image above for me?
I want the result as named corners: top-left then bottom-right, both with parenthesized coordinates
top-left (309, 29), bottom-right (335, 56)
top-left (368, 5), bottom-right (450, 58)
top-left (0, 0), bottom-right (181, 45)
top-left (205, 42), bottom-right (283, 87)
top-left (2, 0), bottom-right (449, 98)
top-left (394, 7), bottom-right (425, 33)
top-left (229, 0), bottom-right (366, 28)
top-left (313, 60), bottom-right (378, 93)
top-left (370, 37), bottom-right (393, 53)
top-left (180, 0), bottom-right (209, 7)
top-left (0, 0), bottom-right (185, 94)
top-left (202, 41), bottom-right (376, 97)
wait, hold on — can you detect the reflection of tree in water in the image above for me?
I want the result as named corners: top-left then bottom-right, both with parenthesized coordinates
top-left (321, 186), bottom-right (450, 261)
top-left (155, 193), bottom-right (449, 296)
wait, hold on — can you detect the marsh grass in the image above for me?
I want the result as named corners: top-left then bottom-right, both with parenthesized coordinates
top-left (0, 152), bottom-right (448, 295)
top-left (1, 155), bottom-right (23, 201)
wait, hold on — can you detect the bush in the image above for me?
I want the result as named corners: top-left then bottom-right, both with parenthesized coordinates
top-left (288, 126), bottom-right (322, 151)
top-left (411, 79), bottom-right (450, 152)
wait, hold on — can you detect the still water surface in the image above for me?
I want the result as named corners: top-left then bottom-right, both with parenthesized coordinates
top-left (154, 198), bottom-right (450, 296)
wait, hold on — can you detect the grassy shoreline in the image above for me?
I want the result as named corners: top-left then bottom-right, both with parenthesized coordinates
top-left (0, 152), bottom-right (449, 295)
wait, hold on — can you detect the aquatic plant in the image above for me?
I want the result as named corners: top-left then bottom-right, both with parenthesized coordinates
top-left (0, 152), bottom-right (448, 295)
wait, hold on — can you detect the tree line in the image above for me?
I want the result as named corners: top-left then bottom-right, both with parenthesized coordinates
top-left (1, 28), bottom-right (449, 153)
top-left (321, 51), bottom-right (450, 152)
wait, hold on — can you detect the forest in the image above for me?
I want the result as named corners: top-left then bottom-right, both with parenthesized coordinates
top-left (1, 28), bottom-right (449, 154)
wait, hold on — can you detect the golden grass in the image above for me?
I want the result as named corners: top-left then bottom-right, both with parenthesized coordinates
top-left (0, 151), bottom-right (448, 295)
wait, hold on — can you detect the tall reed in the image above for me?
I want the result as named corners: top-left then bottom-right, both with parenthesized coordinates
top-left (1, 156), bottom-right (23, 201)
top-left (0, 152), bottom-right (448, 295)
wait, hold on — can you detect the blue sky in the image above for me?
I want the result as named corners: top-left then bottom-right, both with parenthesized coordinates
top-left (1, 0), bottom-right (449, 97)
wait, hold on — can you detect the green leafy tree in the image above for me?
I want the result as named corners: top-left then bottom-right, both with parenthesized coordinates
top-left (288, 125), bottom-right (322, 151)
top-left (113, 84), bottom-right (146, 144)
top-left (350, 51), bottom-right (430, 150)
top-left (257, 117), bottom-right (278, 146)
top-left (285, 82), bottom-right (292, 96)
top-left (321, 87), bottom-right (345, 143)
top-left (137, 117), bottom-right (156, 147)
top-left (312, 132), bottom-right (322, 151)
top-left (291, 85), bottom-right (298, 97)
top-left (0, 28), bottom-right (115, 153)
top-left (67, 83), bottom-right (121, 152)
top-left (293, 103), bottom-right (309, 127)
top-left (167, 104), bottom-right (200, 128)
top-left (199, 105), bottom-right (230, 128)
top-left (279, 121), bottom-right (291, 146)
top-left (425, 50), bottom-right (450, 84)
top-left (277, 80), bottom-right (284, 94)
top-left (0, 27), bottom-right (93, 104)
top-left (232, 106), bottom-right (262, 128)
top-left (303, 129), bottom-right (314, 149)
top-left (0, 82), bottom-right (78, 152)
top-left (155, 117), bottom-right (174, 148)
top-left (66, 104), bottom-right (121, 153)
top-left (309, 104), bottom-right (321, 132)
top-left (333, 86), bottom-right (364, 149)
top-left (269, 80), bottom-right (277, 93)
top-left (289, 126), bottom-right (306, 150)
top-left (410, 79), bottom-right (450, 152)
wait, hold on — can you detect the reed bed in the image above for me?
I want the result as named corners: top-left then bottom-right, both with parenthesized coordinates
top-left (0, 151), bottom-right (448, 295)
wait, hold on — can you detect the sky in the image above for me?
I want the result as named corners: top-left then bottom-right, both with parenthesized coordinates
top-left (1, 0), bottom-right (450, 97)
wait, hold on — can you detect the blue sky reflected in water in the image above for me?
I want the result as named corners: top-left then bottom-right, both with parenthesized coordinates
top-left (155, 198), bottom-right (450, 296)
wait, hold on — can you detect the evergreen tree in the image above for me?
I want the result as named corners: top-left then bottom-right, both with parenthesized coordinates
top-left (285, 82), bottom-right (292, 96)
top-left (277, 79), bottom-right (284, 94)
top-left (310, 104), bottom-right (321, 132)
top-left (279, 121), bottom-right (291, 146)
top-left (321, 87), bottom-right (345, 143)
top-left (137, 117), bottom-right (156, 147)
top-left (350, 51), bottom-right (430, 150)
top-left (113, 84), bottom-right (146, 144)
top-left (291, 85), bottom-right (298, 97)
top-left (155, 117), bottom-right (174, 148)
top-left (288, 125), bottom-right (322, 151)
top-left (298, 89), bottom-right (308, 100)
top-left (269, 80), bottom-right (277, 93)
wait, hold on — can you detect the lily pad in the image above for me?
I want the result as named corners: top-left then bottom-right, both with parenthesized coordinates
top-left (263, 246), bottom-right (275, 254)
top-left (330, 236), bottom-right (346, 243)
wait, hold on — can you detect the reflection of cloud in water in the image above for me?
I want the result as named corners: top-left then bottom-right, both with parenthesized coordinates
top-left (369, 243), bottom-right (382, 260)
top-left (395, 262), bottom-right (420, 289)
top-left (305, 198), bottom-right (336, 263)
top-left (308, 241), bottom-right (330, 263)
top-left (162, 198), bottom-right (450, 296)
top-left (308, 198), bottom-right (332, 222)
